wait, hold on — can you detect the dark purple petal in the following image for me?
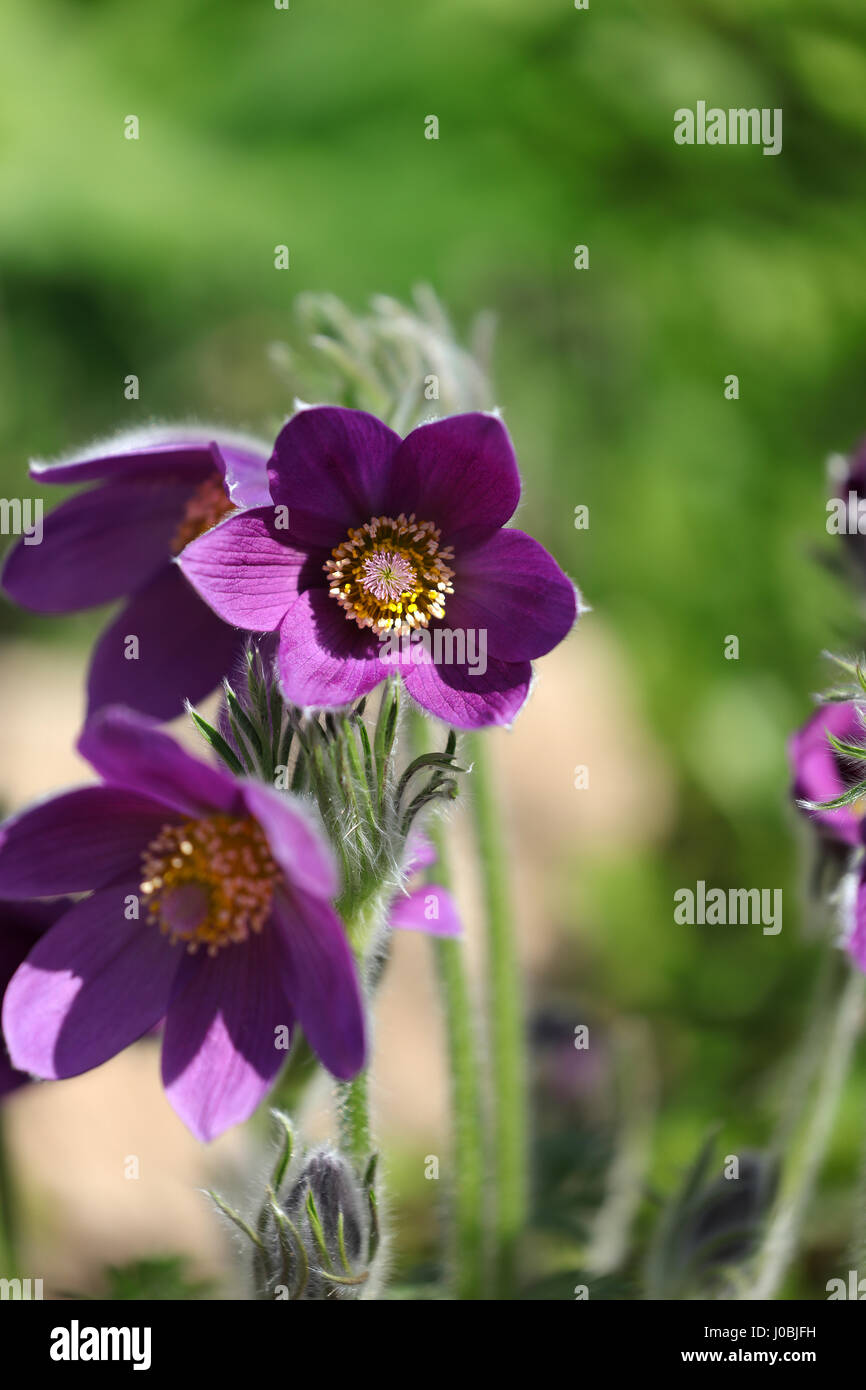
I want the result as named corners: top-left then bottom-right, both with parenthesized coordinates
top-left (178, 507), bottom-right (313, 632)
top-left (240, 781), bottom-right (339, 901)
top-left (789, 701), bottom-right (864, 846)
top-left (389, 885), bottom-right (462, 938)
top-left (1, 879), bottom-right (182, 1079)
top-left (0, 787), bottom-right (176, 896)
top-left (448, 528), bottom-right (578, 661)
top-left (86, 564), bottom-right (244, 721)
top-left (384, 413), bottom-right (520, 547)
top-left (213, 440), bottom-right (272, 510)
top-left (402, 652), bottom-right (532, 729)
top-left (30, 431), bottom-right (221, 486)
top-left (2, 476), bottom-right (201, 614)
top-left (268, 407), bottom-right (402, 548)
top-left (276, 588), bottom-right (387, 708)
top-left (161, 927), bottom-right (294, 1142)
top-left (270, 889), bottom-right (365, 1081)
top-left (78, 707), bottom-right (240, 818)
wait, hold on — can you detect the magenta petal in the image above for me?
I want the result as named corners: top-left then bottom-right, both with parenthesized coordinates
top-left (403, 828), bottom-right (436, 876)
top-left (178, 507), bottom-right (312, 632)
top-left (450, 529), bottom-right (578, 661)
top-left (403, 653), bottom-right (532, 729)
top-left (0, 786), bottom-right (176, 896)
top-left (87, 565), bottom-right (244, 721)
top-left (161, 928), bottom-right (293, 1142)
top-left (30, 431), bottom-right (222, 485)
top-left (78, 707), bottom-right (240, 817)
top-left (1, 879), bottom-right (181, 1079)
top-left (268, 406), bottom-right (402, 548)
top-left (385, 413), bottom-right (521, 546)
top-left (240, 782), bottom-right (339, 900)
top-left (789, 701), bottom-right (864, 846)
top-left (277, 588), bottom-right (387, 708)
top-left (270, 890), bottom-right (365, 1081)
top-left (389, 884), bottom-right (462, 938)
top-left (2, 476), bottom-right (200, 614)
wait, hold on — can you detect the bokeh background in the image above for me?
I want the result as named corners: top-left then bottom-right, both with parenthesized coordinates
top-left (2, 0), bottom-right (866, 1299)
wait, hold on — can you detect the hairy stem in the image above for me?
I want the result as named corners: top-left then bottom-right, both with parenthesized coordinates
top-left (466, 731), bottom-right (528, 1298)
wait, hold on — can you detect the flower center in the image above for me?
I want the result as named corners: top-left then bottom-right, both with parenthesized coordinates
top-left (324, 514), bottom-right (455, 633)
top-left (140, 815), bottom-right (280, 955)
top-left (171, 474), bottom-right (235, 554)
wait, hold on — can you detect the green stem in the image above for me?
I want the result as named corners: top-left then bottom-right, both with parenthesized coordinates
top-left (337, 1070), bottom-right (372, 1170)
top-left (466, 732), bottom-right (527, 1299)
top-left (746, 963), bottom-right (864, 1300)
top-left (0, 1110), bottom-right (19, 1277)
top-left (428, 824), bottom-right (487, 1300)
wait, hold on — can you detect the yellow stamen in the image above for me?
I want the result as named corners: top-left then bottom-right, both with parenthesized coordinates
top-left (140, 816), bottom-right (280, 956)
top-left (172, 475), bottom-right (235, 554)
top-left (324, 513), bottom-right (455, 634)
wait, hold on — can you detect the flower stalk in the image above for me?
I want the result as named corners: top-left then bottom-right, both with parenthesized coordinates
top-left (466, 731), bottom-right (528, 1298)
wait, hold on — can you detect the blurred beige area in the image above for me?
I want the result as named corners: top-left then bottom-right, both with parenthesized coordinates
top-left (0, 623), bottom-right (674, 1293)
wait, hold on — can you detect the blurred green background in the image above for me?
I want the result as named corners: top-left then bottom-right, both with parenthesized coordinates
top-left (3, 0), bottom-right (866, 1299)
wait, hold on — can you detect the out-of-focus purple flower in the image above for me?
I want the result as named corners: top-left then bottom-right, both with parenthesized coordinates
top-left (2, 427), bottom-right (272, 721)
top-left (387, 831), bottom-right (461, 938)
top-left (0, 708), bottom-right (365, 1141)
top-left (0, 899), bottom-right (70, 1097)
top-left (789, 701), bottom-right (866, 846)
top-left (179, 407), bottom-right (578, 729)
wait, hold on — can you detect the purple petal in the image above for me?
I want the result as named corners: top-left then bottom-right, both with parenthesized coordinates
top-left (385, 413), bottom-right (520, 547)
top-left (449, 528), bottom-right (578, 661)
top-left (389, 884), bottom-right (462, 937)
top-left (30, 430), bottom-right (223, 485)
top-left (240, 781), bottom-right (339, 900)
top-left (270, 889), bottom-right (365, 1080)
top-left (403, 828), bottom-right (436, 876)
top-left (276, 588), bottom-right (387, 708)
top-left (1, 879), bottom-right (182, 1079)
top-left (178, 507), bottom-right (314, 632)
top-left (213, 440), bottom-right (273, 510)
top-left (78, 707), bottom-right (240, 818)
top-left (2, 476), bottom-right (201, 614)
top-left (161, 927), bottom-right (294, 1142)
top-left (403, 653), bottom-right (532, 729)
top-left (87, 564), bottom-right (244, 721)
top-left (789, 701), bottom-right (864, 846)
top-left (268, 407), bottom-right (402, 548)
top-left (0, 786), bottom-right (177, 897)
top-left (0, 900), bottom-right (68, 1096)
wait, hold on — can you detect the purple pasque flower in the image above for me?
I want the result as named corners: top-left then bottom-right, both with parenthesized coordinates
top-left (2, 426), bottom-right (273, 721)
top-left (789, 700), bottom-right (866, 846)
top-left (0, 708), bottom-right (365, 1142)
top-left (178, 407), bottom-right (578, 728)
top-left (0, 898), bottom-right (70, 1098)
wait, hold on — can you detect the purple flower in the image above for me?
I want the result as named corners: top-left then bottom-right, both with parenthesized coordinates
top-left (0, 708), bottom-right (365, 1141)
top-left (789, 701), bottom-right (866, 846)
top-left (387, 831), bottom-right (461, 938)
top-left (0, 899), bottom-right (69, 1098)
top-left (2, 427), bottom-right (272, 721)
top-left (179, 407), bottom-right (578, 728)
